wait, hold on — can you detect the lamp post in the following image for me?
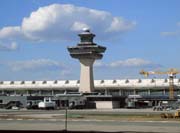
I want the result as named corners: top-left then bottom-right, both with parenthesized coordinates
top-left (65, 107), bottom-right (67, 131)
top-left (64, 100), bottom-right (68, 132)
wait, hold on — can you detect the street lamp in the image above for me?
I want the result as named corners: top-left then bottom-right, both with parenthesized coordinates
top-left (65, 107), bottom-right (67, 131)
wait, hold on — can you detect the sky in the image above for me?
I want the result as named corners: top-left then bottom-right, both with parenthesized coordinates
top-left (0, 0), bottom-right (180, 81)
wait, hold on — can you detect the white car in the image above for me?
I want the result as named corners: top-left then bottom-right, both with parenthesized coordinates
top-left (11, 106), bottom-right (19, 110)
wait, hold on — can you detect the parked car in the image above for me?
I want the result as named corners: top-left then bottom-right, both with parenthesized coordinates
top-left (11, 106), bottom-right (20, 110)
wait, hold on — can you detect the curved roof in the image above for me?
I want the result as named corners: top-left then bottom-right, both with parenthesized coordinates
top-left (0, 79), bottom-right (180, 90)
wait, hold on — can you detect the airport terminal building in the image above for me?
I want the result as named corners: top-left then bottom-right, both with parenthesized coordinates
top-left (0, 79), bottom-right (180, 96)
top-left (0, 79), bottom-right (180, 109)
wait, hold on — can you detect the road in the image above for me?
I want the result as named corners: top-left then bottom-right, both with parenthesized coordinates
top-left (0, 119), bottom-right (179, 132)
top-left (0, 109), bottom-right (179, 133)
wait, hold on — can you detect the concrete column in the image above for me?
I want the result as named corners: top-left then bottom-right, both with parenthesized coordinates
top-left (133, 89), bottom-right (136, 95)
top-left (119, 90), bottom-right (122, 96)
top-left (64, 90), bottom-right (67, 94)
top-left (104, 89), bottom-right (107, 95)
top-left (163, 89), bottom-right (166, 95)
top-left (52, 90), bottom-right (54, 96)
top-left (148, 89), bottom-right (151, 96)
top-left (79, 59), bottom-right (95, 93)
top-left (39, 90), bottom-right (41, 96)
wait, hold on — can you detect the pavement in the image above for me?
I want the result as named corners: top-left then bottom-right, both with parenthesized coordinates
top-left (0, 119), bottom-right (180, 133)
top-left (0, 109), bottom-right (179, 133)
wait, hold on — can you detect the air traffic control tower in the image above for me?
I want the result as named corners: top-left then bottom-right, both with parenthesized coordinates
top-left (67, 29), bottom-right (106, 93)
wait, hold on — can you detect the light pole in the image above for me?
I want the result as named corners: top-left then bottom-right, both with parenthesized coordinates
top-left (64, 101), bottom-right (68, 132)
top-left (65, 107), bottom-right (67, 132)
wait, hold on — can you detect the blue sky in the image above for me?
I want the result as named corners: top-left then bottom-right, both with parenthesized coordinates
top-left (0, 0), bottom-right (180, 81)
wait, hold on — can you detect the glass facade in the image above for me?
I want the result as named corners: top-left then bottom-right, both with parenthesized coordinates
top-left (0, 87), bottom-right (179, 97)
top-left (136, 90), bottom-right (149, 96)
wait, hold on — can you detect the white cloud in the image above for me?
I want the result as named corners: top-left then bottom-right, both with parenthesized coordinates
top-left (94, 58), bottom-right (162, 79)
top-left (161, 31), bottom-right (179, 37)
top-left (0, 42), bottom-right (18, 51)
top-left (0, 4), bottom-right (136, 42)
top-left (0, 59), bottom-right (72, 80)
top-left (95, 58), bottom-right (161, 68)
top-left (107, 17), bottom-right (136, 32)
top-left (0, 26), bottom-right (22, 40)
top-left (71, 21), bottom-right (90, 31)
top-left (60, 69), bottom-right (71, 76)
top-left (94, 61), bottom-right (105, 67)
top-left (110, 58), bottom-right (154, 67)
top-left (6, 59), bottom-right (66, 71)
top-left (161, 22), bottom-right (180, 37)
top-left (10, 42), bottom-right (18, 50)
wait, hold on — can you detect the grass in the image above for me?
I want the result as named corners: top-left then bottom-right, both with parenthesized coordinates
top-left (0, 113), bottom-right (180, 122)
top-left (66, 113), bottom-right (180, 121)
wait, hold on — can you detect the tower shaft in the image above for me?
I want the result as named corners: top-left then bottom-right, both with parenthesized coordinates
top-left (79, 59), bottom-right (94, 92)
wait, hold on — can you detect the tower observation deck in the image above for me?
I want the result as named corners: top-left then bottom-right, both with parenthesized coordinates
top-left (67, 28), bottom-right (106, 93)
